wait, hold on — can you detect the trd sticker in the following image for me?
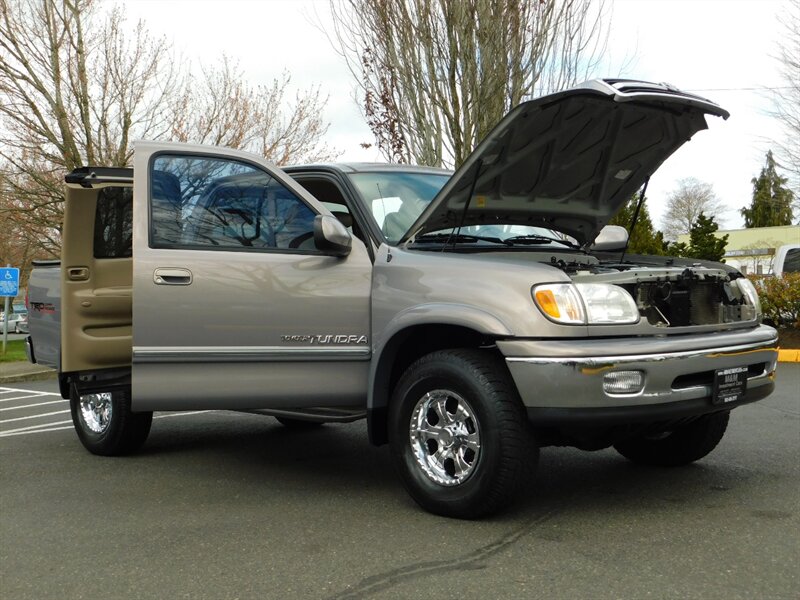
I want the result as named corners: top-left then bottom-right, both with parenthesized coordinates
top-left (29, 302), bottom-right (56, 314)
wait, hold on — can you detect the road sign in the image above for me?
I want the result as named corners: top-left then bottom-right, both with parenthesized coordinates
top-left (0, 267), bottom-right (19, 297)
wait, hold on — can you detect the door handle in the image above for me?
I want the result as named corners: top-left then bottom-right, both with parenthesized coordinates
top-left (67, 267), bottom-right (90, 281)
top-left (153, 268), bottom-right (193, 286)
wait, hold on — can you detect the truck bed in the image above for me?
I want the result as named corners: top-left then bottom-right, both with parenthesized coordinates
top-left (26, 260), bottom-right (61, 370)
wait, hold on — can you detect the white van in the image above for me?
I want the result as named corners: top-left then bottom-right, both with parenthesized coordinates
top-left (773, 244), bottom-right (800, 277)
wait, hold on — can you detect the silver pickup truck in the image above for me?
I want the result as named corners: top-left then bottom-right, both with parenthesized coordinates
top-left (27, 79), bottom-right (778, 518)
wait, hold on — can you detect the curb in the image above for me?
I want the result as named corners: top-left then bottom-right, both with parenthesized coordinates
top-left (0, 367), bottom-right (57, 385)
top-left (778, 349), bottom-right (800, 363)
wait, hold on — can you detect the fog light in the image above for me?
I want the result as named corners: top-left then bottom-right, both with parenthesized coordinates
top-left (603, 371), bottom-right (645, 394)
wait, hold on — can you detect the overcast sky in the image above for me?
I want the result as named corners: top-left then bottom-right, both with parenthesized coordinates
top-left (123, 0), bottom-right (790, 232)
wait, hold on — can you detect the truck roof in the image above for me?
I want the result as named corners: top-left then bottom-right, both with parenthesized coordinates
top-left (282, 162), bottom-right (450, 175)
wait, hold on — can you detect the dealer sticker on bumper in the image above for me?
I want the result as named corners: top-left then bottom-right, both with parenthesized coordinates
top-left (713, 366), bottom-right (748, 404)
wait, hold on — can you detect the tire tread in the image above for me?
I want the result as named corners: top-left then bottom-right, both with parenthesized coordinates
top-left (614, 412), bottom-right (730, 467)
top-left (390, 348), bottom-right (536, 519)
top-left (71, 387), bottom-right (152, 456)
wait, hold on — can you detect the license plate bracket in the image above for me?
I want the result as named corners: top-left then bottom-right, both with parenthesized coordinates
top-left (713, 366), bottom-right (748, 404)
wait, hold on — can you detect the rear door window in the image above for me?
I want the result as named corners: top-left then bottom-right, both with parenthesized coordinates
top-left (94, 187), bottom-right (133, 258)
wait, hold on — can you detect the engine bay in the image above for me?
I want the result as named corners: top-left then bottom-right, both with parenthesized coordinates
top-left (552, 256), bottom-right (758, 327)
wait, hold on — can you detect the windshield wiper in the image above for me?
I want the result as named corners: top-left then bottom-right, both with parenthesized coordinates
top-left (504, 234), bottom-right (581, 249)
top-left (412, 232), bottom-right (510, 246)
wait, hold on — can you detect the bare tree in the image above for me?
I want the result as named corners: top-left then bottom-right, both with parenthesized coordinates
top-left (770, 0), bottom-right (800, 197)
top-left (0, 0), bottom-right (337, 261)
top-left (0, 172), bottom-right (50, 291)
top-left (0, 0), bottom-right (184, 258)
top-left (328, 0), bottom-right (611, 167)
top-left (171, 58), bottom-right (337, 165)
top-left (662, 177), bottom-right (724, 241)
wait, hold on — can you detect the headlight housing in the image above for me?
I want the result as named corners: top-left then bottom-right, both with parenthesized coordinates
top-left (533, 283), bottom-right (640, 325)
top-left (733, 277), bottom-right (762, 317)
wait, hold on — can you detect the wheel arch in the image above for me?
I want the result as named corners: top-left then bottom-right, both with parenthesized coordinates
top-left (367, 307), bottom-right (513, 446)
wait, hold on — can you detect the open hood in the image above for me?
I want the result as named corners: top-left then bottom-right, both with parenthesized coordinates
top-left (400, 79), bottom-right (729, 247)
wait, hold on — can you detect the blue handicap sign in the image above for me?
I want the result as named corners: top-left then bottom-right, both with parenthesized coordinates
top-left (0, 268), bottom-right (20, 297)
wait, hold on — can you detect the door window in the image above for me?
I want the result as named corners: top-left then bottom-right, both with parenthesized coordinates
top-left (784, 248), bottom-right (800, 273)
top-left (94, 187), bottom-right (133, 258)
top-left (150, 155), bottom-right (317, 251)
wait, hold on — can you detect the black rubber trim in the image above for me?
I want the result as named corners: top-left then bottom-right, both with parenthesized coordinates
top-left (66, 368), bottom-right (132, 397)
top-left (367, 406), bottom-right (388, 446)
top-left (58, 374), bottom-right (70, 400)
top-left (31, 259), bottom-right (60, 267)
top-left (526, 382), bottom-right (774, 426)
top-left (24, 335), bottom-right (35, 364)
top-left (65, 167), bottom-right (133, 187)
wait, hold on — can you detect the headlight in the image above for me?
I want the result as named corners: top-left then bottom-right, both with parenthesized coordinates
top-left (533, 283), bottom-right (639, 325)
top-left (734, 277), bottom-right (762, 316)
top-left (532, 284), bottom-right (585, 324)
top-left (575, 283), bottom-right (640, 324)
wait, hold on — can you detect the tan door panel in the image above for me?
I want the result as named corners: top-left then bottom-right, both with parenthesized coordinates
top-left (61, 185), bottom-right (133, 372)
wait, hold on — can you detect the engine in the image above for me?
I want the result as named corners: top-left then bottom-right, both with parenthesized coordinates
top-left (631, 269), bottom-right (755, 327)
top-left (561, 261), bottom-right (759, 328)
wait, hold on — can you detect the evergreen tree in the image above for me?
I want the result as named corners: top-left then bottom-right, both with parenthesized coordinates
top-left (684, 213), bottom-right (729, 262)
top-left (741, 151), bottom-right (795, 227)
top-left (608, 195), bottom-right (666, 255)
top-left (667, 241), bottom-right (690, 257)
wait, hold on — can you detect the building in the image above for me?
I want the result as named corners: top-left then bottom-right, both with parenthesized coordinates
top-left (677, 225), bottom-right (800, 275)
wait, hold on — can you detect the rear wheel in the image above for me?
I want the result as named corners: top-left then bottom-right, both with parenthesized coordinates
top-left (613, 412), bottom-right (730, 466)
top-left (389, 349), bottom-right (536, 519)
top-left (70, 386), bottom-right (152, 456)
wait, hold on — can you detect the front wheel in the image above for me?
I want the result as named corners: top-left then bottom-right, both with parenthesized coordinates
top-left (389, 349), bottom-right (537, 519)
top-left (613, 411), bottom-right (730, 467)
top-left (70, 386), bottom-right (153, 456)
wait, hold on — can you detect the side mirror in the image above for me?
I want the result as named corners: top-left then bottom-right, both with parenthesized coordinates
top-left (313, 214), bottom-right (352, 257)
top-left (590, 225), bottom-right (628, 252)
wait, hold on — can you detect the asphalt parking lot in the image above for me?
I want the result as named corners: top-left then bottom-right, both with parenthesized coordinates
top-left (1, 365), bottom-right (798, 600)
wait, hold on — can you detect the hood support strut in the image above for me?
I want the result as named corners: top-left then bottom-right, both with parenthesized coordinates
top-left (620, 176), bottom-right (650, 264)
top-left (447, 158), bottom-right (484, 250)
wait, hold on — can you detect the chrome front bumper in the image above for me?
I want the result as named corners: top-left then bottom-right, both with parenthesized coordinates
top-left (498, 325), bottom-right (778, 412)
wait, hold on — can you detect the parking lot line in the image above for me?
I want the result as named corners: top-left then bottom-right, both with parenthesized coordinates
top-left (0, 419), bottom-right (73, 436)
top-left (0, 400), bottom-right (64, 412)
top-left (0, 386), bottom-right (59, 395)
top-left (0, 425), bottom-right (74, 437)
top-left (0, 409), bottom-right (71, 424)
top-left (0, 410), bottom-right (216, 438)
top-left (0, 393), bottom-right (54, 403)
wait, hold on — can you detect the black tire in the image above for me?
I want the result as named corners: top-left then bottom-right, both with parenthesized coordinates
top-left (275, 417), bottom-right (324, 429)
top-left (388, 349), bottom-right (537, 519)
top-left (613, 411), bottom-right (730, 467)
top-left (70, 386), bottom-right (153, 456)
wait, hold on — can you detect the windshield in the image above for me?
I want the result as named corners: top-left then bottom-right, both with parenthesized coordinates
top-left (349, 170), bottom-right (579, 249)
top-left (784, 247), bottom-right (800, 273)
top-left (349, 172), bottom-right (450, 243)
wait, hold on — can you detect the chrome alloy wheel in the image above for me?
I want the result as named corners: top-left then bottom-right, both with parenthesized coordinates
top-left (79, 392), bottom-right (113, 434)
top-left (409, 390), bottom-right (481, 486)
